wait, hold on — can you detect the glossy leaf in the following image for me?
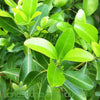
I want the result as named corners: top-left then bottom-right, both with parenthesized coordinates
top-left (63, 48), bottom-right (94, 62)
top-left (0, 17), bottom-right (22, 35)
top-left (19, 53), bottom-right (35, 82)
top-left (55, 28), bottom-right (75, 60)
top-left (64, 71), bottom-right (94, 90)
top-left (30, 4), bottom-right (49, 34)
top-left (24, 38), bottom-right (57, 59)
top-left (47, 60), bottom-right (65, 87)
top-left (4, 0), bottom-right (17, 8)
top-left (83, 0), bottom-right (98, 16)
top-left (0, 38), bottom-right (8, 46)
top-left (74, 22), bottom-right (98, 44)
top-left (23, 0), bottom-right (37, 20)
top-left (63, 80), bottom-right (86, 100)
top-left (75, 9), bottom-right (86, 23)
top-left (57, 22), bottom-right (72, 32)
top-left (92, 42), bottom-right (100, 57)
top-left (2, 68), bottom-right (20, 82)
top-left (45, 85), bottom-right (61, 100)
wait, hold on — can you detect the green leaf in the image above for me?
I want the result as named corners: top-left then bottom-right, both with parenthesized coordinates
top-left (24, 38), bottom-right (57, 59)
top-left (0, 17), bottom-right (22, 35)
top-left (57, 22), bottom-right (72, 32)
top-left (4, 0), bottom-right (17, 8)
top-left (47, 60), bottom-right (65, 87)
top-left (63, 48), bottom-right (94, 62)
top-left (83, 0), bottom-right (99, 16)
top-left (74, 22), bottom-right (98, 44)
top-left (55, 28), bottom-right (75, 60)
top-left (74, 9), bottom-right (86, 24)
top-left (33, 75), bottom-right (47, 100)
top-left (50, 11), bottom-right (64, 21)
top-left (19, 53), bottom-right (35, 82)
top-left (94, 60), bottom-right (100, 80)
top-left (30, 11), bottom-right (41, 21)
top-left (0, 10), bottom-right (13, 18)
top-left (92, 42), bottom-right (100, 57)
top-left (0, 38), bottom-right (8, 46)
top-left (64, 71), bottom-right (94, 90)
top-left (12, 8), bottom-right (28, 25)
top-left (63, 80), bottom-right (86, 100)
top-left (45, 85), bottom-right (61, 100)
top-left (24, 71), bottom-right (46, 89)
top-left (22, 0), bottom-right (37, 20)
top-left (30, 4), bottom-right (49, 35)
top-left (2, 68), bottom-right (20, 82)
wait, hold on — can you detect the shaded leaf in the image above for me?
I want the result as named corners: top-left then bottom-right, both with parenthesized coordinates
top-left (63, 80), bottom-right (86, 100)
top-left (19, 53), bottom-right (35, 82)
top-left (0, 17), bottom-right (22, 35)
top-left (64, 71), bottom-right (94, 90)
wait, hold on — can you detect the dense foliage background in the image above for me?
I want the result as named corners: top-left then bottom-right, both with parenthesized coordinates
top-left (0, 0), bottom-right (100, 100)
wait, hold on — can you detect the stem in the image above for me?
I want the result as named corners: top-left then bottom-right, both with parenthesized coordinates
top-left (74, 62), bottom-right (85, 70)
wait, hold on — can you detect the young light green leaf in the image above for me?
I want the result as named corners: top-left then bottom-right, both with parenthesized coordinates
top-left (0, 17), bottom-right (22, 35)
top-left (74, 9), bottom-right (86, 23)
top-left (24, 38), bottom-right (57, 59)
top-left (19, 53), bottom-right (35, 82)
top-left (83, 0), bottom-right (99, 16)
top-left (63, 48), bottom-right (94, 62)
top-left (50, 11), bottom-right (64, 21)
top-left (30, 11), bottom-right (41, 21)
top-left (0, 38), bottom-right (8, 46)
top-left (64, 71), bottom-right (94, 90)
top-left (57, 22), bottom-right (72, 32)
top-left (45, 85), bottom-right (61, 100)
top-left (74, 22), bottom-right (98, 44)
top-left (23, 0), bottom-right (37, 20)
top-left (92, 42), bottom-right (100, 57)
top-left (30, 4), bottom-right (49, 34)
top-left (47, 60), bottom-right (65, 87)
top-left (55, 28), bottom-right (75, 60)
top-left (4, 0), bottom-right (17, 8)
top-left (63, 80), bottom-right (86, 100)
top-left (0, 10), bottom-right (13, 18)
top-left (2, 68), bottom-right (20, 83)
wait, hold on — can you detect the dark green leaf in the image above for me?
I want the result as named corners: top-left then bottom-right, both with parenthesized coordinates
top-left (64, 71), bottom-right (94, 90)
top-left (0, 17), bottom-right (22, 35)
top-left (19, 53), bottom-right (35, 82)
top-left (63, 80), bottom-right (86, 100)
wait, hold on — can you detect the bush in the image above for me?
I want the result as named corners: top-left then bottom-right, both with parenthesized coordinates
top-left (0, 0), bottom-right (100, 100)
